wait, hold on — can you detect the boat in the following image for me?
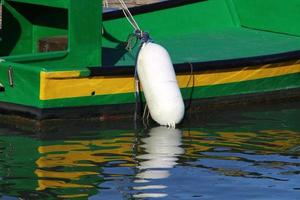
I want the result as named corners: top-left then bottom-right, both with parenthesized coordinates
top-left (1, 0), bottom-right (300, 122)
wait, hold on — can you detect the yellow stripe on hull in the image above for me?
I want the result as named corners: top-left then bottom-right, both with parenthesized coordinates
top-left (40, 61), bottom-right (300, 100)
top-left (177, 61), bottom-right (300, 87)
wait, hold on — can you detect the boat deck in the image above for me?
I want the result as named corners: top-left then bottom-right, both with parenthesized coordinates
top-left (104, 27), bottom-right (300, 66)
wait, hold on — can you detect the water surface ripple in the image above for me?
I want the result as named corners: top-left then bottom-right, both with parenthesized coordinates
top-left (0, 103), bottom-right (300, 199)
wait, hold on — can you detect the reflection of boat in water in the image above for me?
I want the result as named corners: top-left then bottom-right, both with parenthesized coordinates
top-left (1, 0), bottom-right (300, 123)
top-left (0, 102), bottom-right (300, 199)
top-left (133, 126), bottom-right (184, 198)
top-left (0, 129), bottom-right (136, 199)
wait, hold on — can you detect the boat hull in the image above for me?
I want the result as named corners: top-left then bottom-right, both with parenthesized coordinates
top-left (1, 0), bottom-right (300, 121)
top-left (1, 58), bottom-right (300, 120)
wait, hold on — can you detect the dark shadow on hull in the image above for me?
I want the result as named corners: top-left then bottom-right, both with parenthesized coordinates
top-left (1, 88), bottom-right (300, 134)
top-left (0, 7), bottom-right (21, 56)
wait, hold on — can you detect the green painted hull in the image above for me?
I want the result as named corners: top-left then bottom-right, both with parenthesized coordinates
top-left (1, 0), bottom-right (300, 119)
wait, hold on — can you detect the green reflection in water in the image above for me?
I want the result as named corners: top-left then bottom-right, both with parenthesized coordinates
top-left (0, 103), bottom-right (299, 199)
top-left (0, 130), bottom-right (136, 199)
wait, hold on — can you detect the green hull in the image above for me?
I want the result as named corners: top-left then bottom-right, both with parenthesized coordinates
top-left (1, 0), bottom-right (300, 119)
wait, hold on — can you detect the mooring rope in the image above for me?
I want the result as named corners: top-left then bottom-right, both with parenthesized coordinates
top-left (125, 33), bottom-right (139, 51)
top-left (117, 0), bottom-right (141, 32)
top-left (103, 0), bottom-right (109, 7)
top-left (116, 0), bottom-right (150, 123)
top-left (0, 0), bottom-right (3, 29)
top-left (185, 63), bottom-right (195, 113)
top-left (142, 102), bottom-right (150, 127)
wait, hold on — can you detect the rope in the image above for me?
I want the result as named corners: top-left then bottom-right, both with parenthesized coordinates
top-left (133, 44), bottom-right (144, 122)
top-left (118, 0), bottom-right (141, 32)
top-left (185, 63), bottom-right (195, 113)
top-left (116, 0), bottom-right (152, 123)
top-left (125, 33), bottom-right (138, 51)
top-left (142, 102), bottom-right (150, 127)
top-left (0, 0), bottom-right (3, 30)
top-left (185, 62), bottom-right (194, 89)
top-left (134, 77), bottom-right (141, 121)
top-left (103, 0), bottom-right (109, 8)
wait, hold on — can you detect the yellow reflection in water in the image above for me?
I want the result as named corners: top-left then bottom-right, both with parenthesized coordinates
top-left (35, 135), bottom-right (134, 198)
top-left (37, 139), bottom-right (133, 168)
top-left (32, 128), bottom-right (300, 198)
top-left (57, 194), bottom-right (89, 199)
top-left (37, 179), bottom-right (93, 191)
top-left (36, 169), bottom-right (98, 181)
top-left (183, 129), bottom-right (300, 155)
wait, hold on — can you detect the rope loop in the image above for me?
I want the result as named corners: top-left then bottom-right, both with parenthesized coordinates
top-left (125, 33), bottom-right (138, 51)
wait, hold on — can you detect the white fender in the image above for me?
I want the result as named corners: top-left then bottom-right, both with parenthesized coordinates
top-left (137, 42), bottom-right (185, 126)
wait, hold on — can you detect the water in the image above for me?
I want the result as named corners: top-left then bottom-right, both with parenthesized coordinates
top-left (0, 102), bottom-right (300, 199)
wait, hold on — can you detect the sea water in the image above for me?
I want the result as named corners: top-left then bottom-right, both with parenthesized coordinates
top-left (0, 102), bottom-right (299, 199)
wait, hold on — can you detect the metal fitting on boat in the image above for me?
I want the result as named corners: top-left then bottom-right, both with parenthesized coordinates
top-left (135, 30), bottom-right (150, 43)
top-left (8, 66), bottom-right (14, 87)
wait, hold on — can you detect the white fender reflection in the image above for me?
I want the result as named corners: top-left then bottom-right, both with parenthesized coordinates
top-left (133, 126), bottom-right (184, 198)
